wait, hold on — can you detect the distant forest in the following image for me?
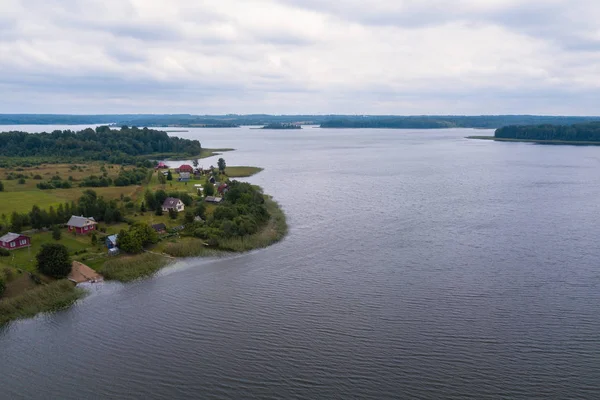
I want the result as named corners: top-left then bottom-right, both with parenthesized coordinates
top-left (2, 114), bottom-right (600, 129)
top-left (495, 122), bottom-right (600, 142)
top-left (0, 126), bottom-right (202, 163)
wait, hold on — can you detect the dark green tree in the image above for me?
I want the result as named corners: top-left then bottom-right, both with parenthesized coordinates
top-left (184, 211), bottom-right (195, 224)
top-left (168, 208), bottom-right (178, 220)
top-left (166, 170), bottom-right (173, 181)
top-left (155, 207), bottom-right (163, 216)
top-left (218, 158), bottom-right (226, 174)
top-left (91, 232), bottom-right (98, 246)
top-left (0, 180), bottom-right (4, 191)
top-left (144, 189), bottom-right (157, 210)
top-left (117, 229), bottom-right (143, 254)
top-left (36, 243), bottom-right (71, 278)
top-left (203, 182), bottom-right (215, 196)
top-left (52, 225), bottom-right (62, 240)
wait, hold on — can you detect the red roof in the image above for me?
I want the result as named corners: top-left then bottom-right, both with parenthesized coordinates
top-left (179, 164), bottom-right (193, 171)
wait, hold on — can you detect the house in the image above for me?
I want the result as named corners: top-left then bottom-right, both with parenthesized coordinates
top-left (67, 215), bottom-right (97, 234)
top-left (151, 223), bottom-right (167, 234)
top-left (217, 183), bottom-right (229, 195)
top-left (0, 232), bottom-right (30, 250)
top-left (178, 164), bottom-right (193, 173)
top-left (155, 161), bottom-right (168, 169)
top-left (162, 197), bottom-right (185, 212)
top-left (105, 234), bottom-right (118, 249)
top-left (178, 172), bottom-right (190, 182)
top-left (204, 196), bottom-right (223, 204)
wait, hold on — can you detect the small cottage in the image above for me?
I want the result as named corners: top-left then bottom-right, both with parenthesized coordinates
top-left (0, 232), bottom-right (30, 250)
top-left (155, 161), bottom-right (168, 169)
top-left (105, 234), bottom-right (118, 249)
top-left (67, 215), bottom-right (97, 234)
top-left (162, 197), bottom-right (185, 212)
top-left (179, 172), bottom-right (191, 182)
top-left (217, 183), bottom-right (229, 195)
top-left (178, 164), bottom-right (193, 173)
top-left (204, 196), bottom-right (223, 204)
top-left (151, 223), bottom-right (167, 233)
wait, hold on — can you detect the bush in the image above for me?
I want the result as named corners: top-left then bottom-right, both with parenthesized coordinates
top-left (0, 181), bottom-right (3, 191)
top-left (155, 207), bottom-right (163, 216)
top-left (0, 278), bottom-right (5, 297)
top-left (52, 225), bottom-right (62, 240)
top-left (168, 209), bottom-right (178, 220)
top-left (0, 248), bottom-right (10, 257)
top-left (36, 243), bottom-right (72, 278)
top-left (18, 178), bottom-right (26, 184)
top-left (33, 174), bottom-right (42, 179)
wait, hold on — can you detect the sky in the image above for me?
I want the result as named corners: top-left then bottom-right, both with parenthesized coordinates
top-left (2, 0), bottom-right (600, 115)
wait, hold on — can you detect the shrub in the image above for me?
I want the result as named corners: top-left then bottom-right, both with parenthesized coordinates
top-left (33, 174), bottom-right (42, 179)
top-left (0, 248), bottom-right (10, 257)
top-left (18, 178), bottom-right (26, 184)
top-left (52, 226), bottom-right (62, 240)
top-left (0, 278), bottom-right (5, 297)
top-left (168, 209), bottom-right (178, 220)
top-left (36, 243), bottom-right (72, 278)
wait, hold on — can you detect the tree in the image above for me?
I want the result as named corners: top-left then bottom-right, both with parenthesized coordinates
top-left (52, 225), bottom-right (62, 240)
top-left (91, 232), bottom-right (98, 246)
top-left (192, 159), bottom-right (199, 168)
top-left (167, 170), bottom-right (173, 181)
top-left (195, 202), bottom-right (206, 219)
top-left (18, 177), bottom-right (26, 184)
top-left (0, 180), bottom-right (4, 191)
top-left (140, 202), bottom-right (147, 212)
top-left (155, 207), bottom-right (163, 216)
top-left (158, 171), bottom-right (166, 184)
top-left (117, 229), bottom-right (142, 254)
top-left (168, 208), bottom-right (178, 220)
top-left (144, 189), bottom-right (157, 211)
top-left (155, 189), bottom-right (168, 206)
top-left (36, 243), bottom-right (71, 278)
top-left (203, 181), bottom-right (215, 196)
top-left (218, 158), bottom-right (226, 174)
top-left (184, 211), bottom-right (195, 224)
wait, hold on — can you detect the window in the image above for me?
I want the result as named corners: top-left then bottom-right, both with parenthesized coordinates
top-left (10, 242), bottom-right (15, 247)
top-left (20, 239), bottom-right (27, 245)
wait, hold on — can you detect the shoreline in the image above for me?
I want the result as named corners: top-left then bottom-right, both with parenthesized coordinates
top-left (467, 136), bottom-right (600, 146)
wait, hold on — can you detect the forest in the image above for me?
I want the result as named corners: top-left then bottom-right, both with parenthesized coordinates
top-left (494, 122), bottom-right (600, 142)
top-left (0, 125), bottom-right (202, 162)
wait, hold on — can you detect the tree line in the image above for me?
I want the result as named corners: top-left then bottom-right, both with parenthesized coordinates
top-left (495, 122), bottom-right (600, 142)
top-left (0, 125), bottom-right (202, 162)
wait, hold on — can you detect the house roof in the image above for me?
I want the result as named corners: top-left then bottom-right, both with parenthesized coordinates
top-left (67, 215), bottom-right (97, 228)
top-left (106, 234), bottom-right (118, 245)
top-left (179, 164), bottom-right (193, 170)
top-left (0, 232), bottom-right (26, 242)
top-left (152, 223), bottom-right (167, 231)
top-left (205, 196), bottom-right (223, 203)
top-left (162, 197), bottom-right (182, 208)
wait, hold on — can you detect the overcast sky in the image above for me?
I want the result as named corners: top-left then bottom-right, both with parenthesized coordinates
top-left (2, 0), bottom-right (600, 115)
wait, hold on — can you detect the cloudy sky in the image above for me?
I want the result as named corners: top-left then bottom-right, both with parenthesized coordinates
top-left (2, 0), bottom-right (600, 114)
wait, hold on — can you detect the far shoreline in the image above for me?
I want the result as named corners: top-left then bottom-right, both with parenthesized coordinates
top-left (466, 136), bottom-right (600, 146)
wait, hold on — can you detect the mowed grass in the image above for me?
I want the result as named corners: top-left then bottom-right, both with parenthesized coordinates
top-left (0, 279), bottom-right (85, 326)
top-left (0, 231), bottom-right (93, 274)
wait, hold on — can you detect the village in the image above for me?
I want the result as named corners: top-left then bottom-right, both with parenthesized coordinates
top-left (0, 158), bottom-right (270, 301)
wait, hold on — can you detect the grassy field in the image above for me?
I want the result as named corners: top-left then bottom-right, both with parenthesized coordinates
top-left (467, 136), bottom-right (600, 145)
top-left (100, 253), bottom-right (171, 282)
top-left (0, 279), bottom-right (84, 326)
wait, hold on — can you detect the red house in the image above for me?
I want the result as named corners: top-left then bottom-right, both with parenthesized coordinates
top-left (155, 161), bottom-right (168, 169)
top-left (178, 164), bottom-right (193, 173)
top-left (0, 232), bottom-right (31, 250)
top-left (67, 215), bottom-right (97, 234)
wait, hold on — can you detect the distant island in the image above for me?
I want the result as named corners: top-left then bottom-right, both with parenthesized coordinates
top-left (3, 114), bottom-right (600, 129)
top-left (468, 121), bottom-right (600, 145)
top-left (261, 123), bottom-right (301, 130)
top-left (0, 126), bottom-right (287, 326)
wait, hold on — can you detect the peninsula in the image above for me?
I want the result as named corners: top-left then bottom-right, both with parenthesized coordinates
top-left (468, 121), bottom-right (600, 145)
top-left (0, 126), bottom-right (287, 325)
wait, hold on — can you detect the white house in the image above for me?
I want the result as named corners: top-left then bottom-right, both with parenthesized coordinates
top-left (162, 197), bottom-right (185, 212)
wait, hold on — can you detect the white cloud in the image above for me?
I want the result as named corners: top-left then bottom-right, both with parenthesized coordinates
top-left (1, 0), bottom-right (600, 114)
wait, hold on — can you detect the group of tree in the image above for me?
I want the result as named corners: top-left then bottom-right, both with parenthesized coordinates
top-left (6, 189), bottom-right (125, 232)
top-left (0, 125), bottom-right (202, 162)
top-left (192, 180), bottom-right (269, 242)
top-left (495, 122), bottom-right (600, 142)
top-left (36, 243), bottom-right (71, 278)
top-left (117, 223), bottom-right (159, 254)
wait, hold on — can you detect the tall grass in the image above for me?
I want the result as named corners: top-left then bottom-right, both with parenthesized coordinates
top-left (163, 239), bottom-right (222, 258)
top-left (0, 280), bottom-right (84, 326)
top-left (101, 253), bottom-right (170, 282)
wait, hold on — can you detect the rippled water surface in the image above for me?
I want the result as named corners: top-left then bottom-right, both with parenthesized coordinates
top-left (2, 127), bottom-right (600, 399)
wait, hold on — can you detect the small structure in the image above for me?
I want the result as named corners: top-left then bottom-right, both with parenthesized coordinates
top-left (161, 170), bottom-right (169, 176)
top-left (105, 234), bottom-right (118, 249)
top-left (108, 248), bottom-right (120, 256)
top-left (179, 172), bottom-right (191, 182)
top-left (162, 197), bottom-right (185, 212)
top-left (68, 261), bottom-right (103, 283)
top-left (205, 196), bottom-right (223, 204)
top-left (217, 183), bottom-right (229, 195)
top-left (194, 216), bottom-right (204, 223)
top-left (151, 223), bottom-right (167, 234)
top-left (67, 215), bottom-right (97, 234)
top-left (209, 176), bottom-right (216, 184)
top-left (155, 161), bottom-right (168, 169)
top-left (0, 232), bottom-right (30, 250)
top-left (178, 164), bottom-right (194, 173)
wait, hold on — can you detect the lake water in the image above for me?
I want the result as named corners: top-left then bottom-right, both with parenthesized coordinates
top-left (1, 126), bottom-right (600, 399)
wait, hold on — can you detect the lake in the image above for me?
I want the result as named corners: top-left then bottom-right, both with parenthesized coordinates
top-left (1, 126), bottom-right (600, 399)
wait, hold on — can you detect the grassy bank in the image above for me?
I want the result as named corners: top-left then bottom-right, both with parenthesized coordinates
top-left (467, 136), bottom-right (600, 146)
top-left (100, 253), bottom-right (171, 282)
top-left (225, 166), bottom-right (263, 177)
top-left (0, 280), bottom-right (84, 326)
